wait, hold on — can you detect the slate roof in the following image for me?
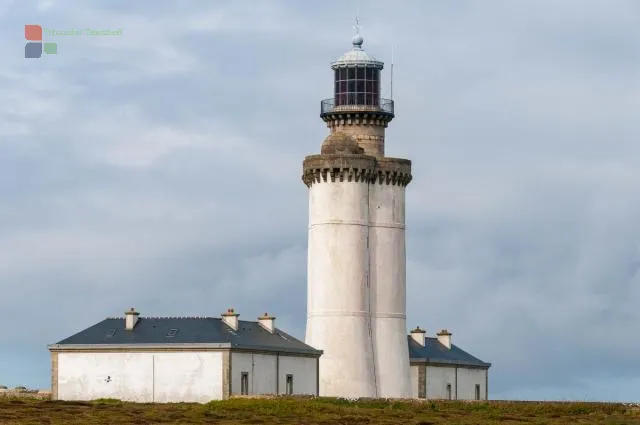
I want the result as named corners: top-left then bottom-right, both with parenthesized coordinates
top-left (50, 317), bottom-right (321, 356)
top-left (408, 337), bottom-right (491, 368)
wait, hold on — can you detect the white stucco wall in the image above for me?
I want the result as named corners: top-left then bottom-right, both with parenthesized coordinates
top-left (410, 365), bottom-right (419, 398)
top-left (231, 352), bottom-right (276, 395)
top-left (306, 180), bottom-right (377, 398)
top-left (56, 351), bottom-right (223, 403)
top-left (425, 366), bottom-right (456, 400)
top-left (456, 368), bottom-right (488, 400)
top-left (413, 365), bottom-right (488, 400)
top-left (230, 352), bottom-right (317, 395)
top-left (368, 182), bottom-right (411, 398)
top-left (278, 355), bottom-right (318, 395)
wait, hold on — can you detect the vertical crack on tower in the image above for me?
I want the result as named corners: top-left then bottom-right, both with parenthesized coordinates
top-left (366, 180), bottom-right (379, 397)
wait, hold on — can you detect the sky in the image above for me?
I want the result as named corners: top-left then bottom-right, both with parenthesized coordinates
top-left (0, 0), bottom-right (639, 402)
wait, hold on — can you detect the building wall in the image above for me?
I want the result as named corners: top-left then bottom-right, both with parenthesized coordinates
top-left (230, 352), bottom-right (317, 396)
top-left (56, 351), bottom-right (223, 403)
top-left (230, 352), bottom-right (276, 395)
top-left (426, 366), bottom-right (456, 400)
top-left (410, 365), bottom-right (419, 398)
top-left (410, 364), bottom-right (488, 400)
top-left (306, 179), bottom-right (377, 398)
top-left (456, 367), bottom-right (488, 400)
top-left (279, 354), bottom-right (318, 395)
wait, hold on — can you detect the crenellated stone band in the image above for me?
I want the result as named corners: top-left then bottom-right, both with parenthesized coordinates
top-left (302, 154), bottom-right (412, 188)
top-left (322, 111), bottom-right (393, 129)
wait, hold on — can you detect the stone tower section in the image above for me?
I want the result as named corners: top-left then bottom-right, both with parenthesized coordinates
top-left (302, 29), bottom-right (412, 398)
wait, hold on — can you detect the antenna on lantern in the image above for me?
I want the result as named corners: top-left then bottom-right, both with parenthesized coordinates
top-left (390, 43), bottom-right (394, 100)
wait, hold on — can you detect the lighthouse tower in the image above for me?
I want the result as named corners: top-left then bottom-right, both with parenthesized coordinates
top-left (302, 27), bottom-right (412, 398)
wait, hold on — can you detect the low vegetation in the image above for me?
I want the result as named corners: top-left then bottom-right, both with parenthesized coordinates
top-left (0, 396), bottom-right (639, 424)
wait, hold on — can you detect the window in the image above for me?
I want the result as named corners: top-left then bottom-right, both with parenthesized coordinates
top-left (241, 372), bottom-right (249, 395)
top-left (475, 384), bottom-right (481, 401)
top-left (446, 383), bottom-right (452, 400)
top-left (286, 374), bottom-right (293, 395)
top-left (333, 65), bottom-right (380, 107)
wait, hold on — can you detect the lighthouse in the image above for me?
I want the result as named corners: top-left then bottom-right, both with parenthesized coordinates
top-left (302, 26), bottom-right (413, 398)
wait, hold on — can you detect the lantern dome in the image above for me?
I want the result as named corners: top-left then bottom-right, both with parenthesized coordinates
top-left (331, 34), bottom-right (384, 70)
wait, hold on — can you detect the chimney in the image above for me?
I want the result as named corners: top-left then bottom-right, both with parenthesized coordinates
top-left (221, 308), bottom-right (239, 331)
top-left (437, 329), bottom-right (452, 349)
top-left (410, 326), bottom-right (426, 346)
top-left (257, 312), bottom-right (276, 333)
top-left (124, 307), bottom-right (139, 330)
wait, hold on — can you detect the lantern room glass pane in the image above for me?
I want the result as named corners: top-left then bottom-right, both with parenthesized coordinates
top-left (366, 80), bottom-right (373, 93)
top-left (333, 65), bottom-right (383, 107)
top-left (365, 93), bottom-right (373, 105)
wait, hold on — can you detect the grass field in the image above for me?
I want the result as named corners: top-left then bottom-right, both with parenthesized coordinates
top-left (1, 396), bottom-right (639, 424)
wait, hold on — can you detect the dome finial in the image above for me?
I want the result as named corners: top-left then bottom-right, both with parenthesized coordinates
top-left (352, 16), bottom-right (363, 49)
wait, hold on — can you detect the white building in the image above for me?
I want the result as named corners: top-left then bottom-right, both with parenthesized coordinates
top-left (302, 28), bottom-right (491, 399)
top-left (408, 327), bottom-right (491, 400)
top-left (48, 308), bottom-right (321, 402)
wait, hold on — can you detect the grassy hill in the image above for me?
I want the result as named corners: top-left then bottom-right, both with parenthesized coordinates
top-left (0, 396), bottom-right (639, 424)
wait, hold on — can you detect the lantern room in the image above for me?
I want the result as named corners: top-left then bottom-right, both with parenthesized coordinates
top-left (321, 31), bottom-right (393, 118)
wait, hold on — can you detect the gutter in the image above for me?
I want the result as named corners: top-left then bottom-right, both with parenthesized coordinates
top-left (48, 343), bottom-right (233, 351)
top-left (409, 357), bottom-right (491, 368)
top-left (231, 344), bottom-right (323, 356)
top-left (48, 343), bottom-right (323, 356)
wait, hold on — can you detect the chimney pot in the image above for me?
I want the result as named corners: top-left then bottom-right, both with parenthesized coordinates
top-left (124, 307), bottom-right (140, 330)
top-left (410, 326), bottom-right (426, 346)
top-left (258, 313), bottom-right (276, 333)
top-left (437, 329), bottom-right (452, 349)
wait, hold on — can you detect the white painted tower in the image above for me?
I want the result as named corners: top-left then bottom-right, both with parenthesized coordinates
top-left (302, 28), bottom-right (412, 398)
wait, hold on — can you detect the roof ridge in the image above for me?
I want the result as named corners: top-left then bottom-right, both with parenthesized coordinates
top-left (143, 316), bottom-right (215, 319)
top-left (106, 316), bottom-right (217, 320)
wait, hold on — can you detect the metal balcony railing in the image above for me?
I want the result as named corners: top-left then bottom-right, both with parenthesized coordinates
top-left (320, 97), bottom-right (394, 117)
